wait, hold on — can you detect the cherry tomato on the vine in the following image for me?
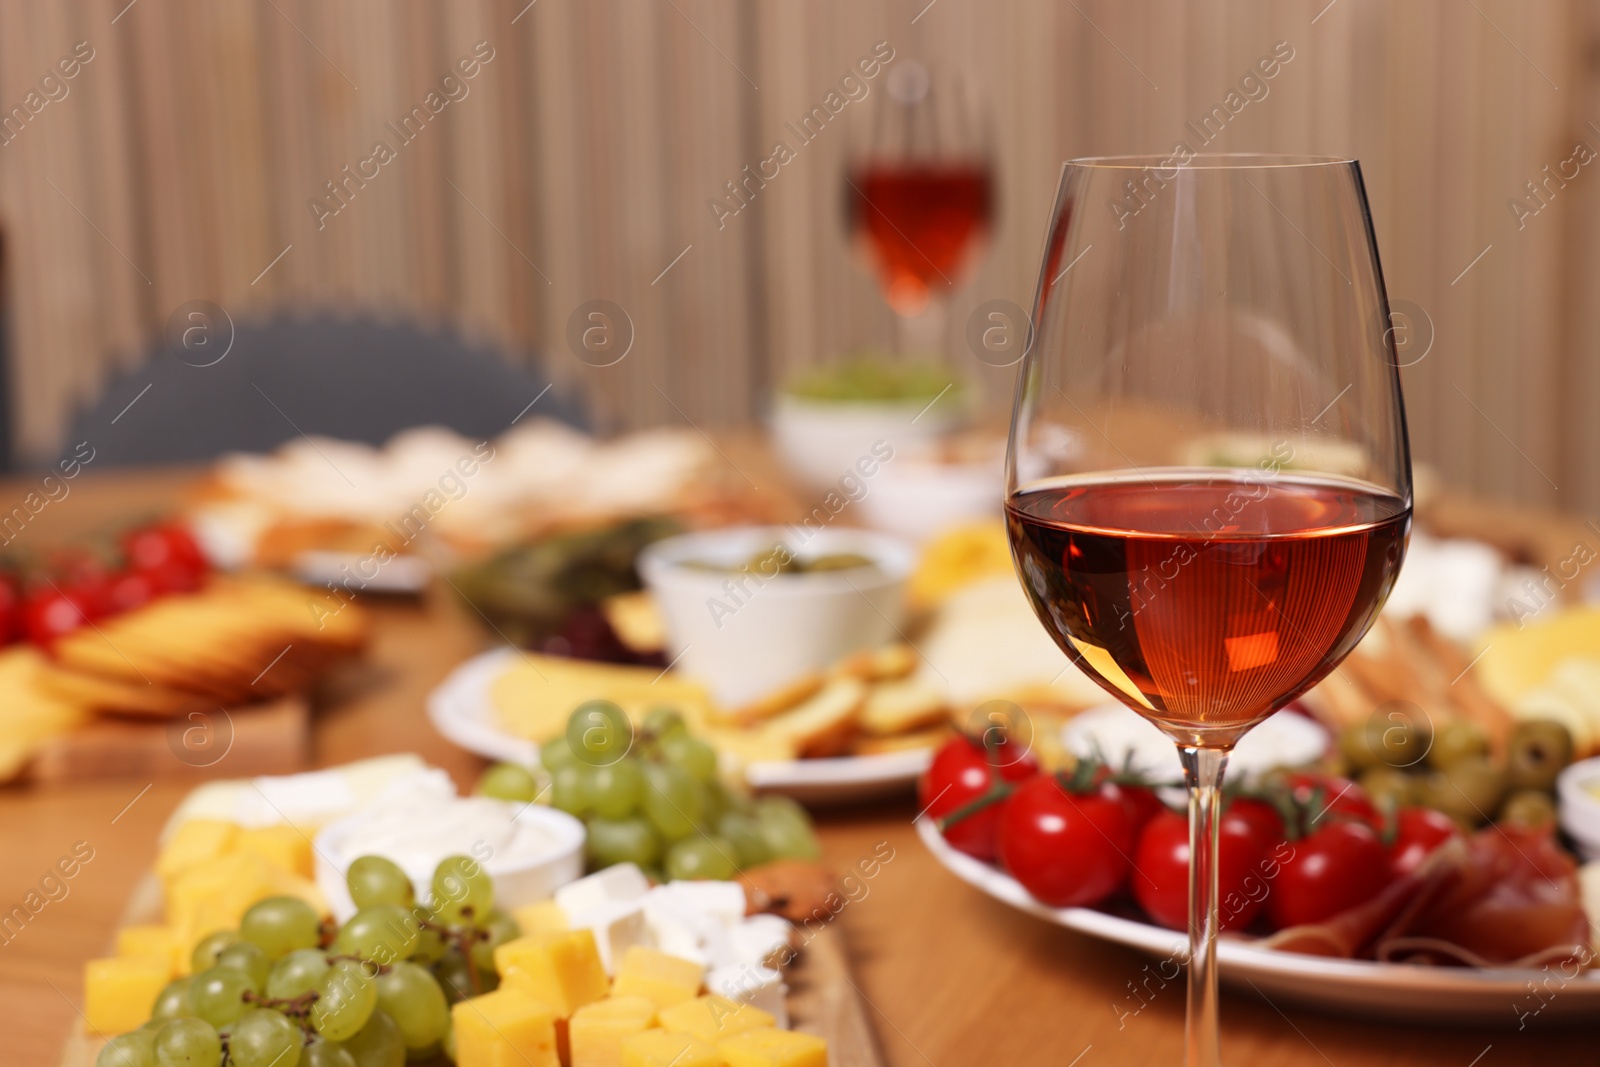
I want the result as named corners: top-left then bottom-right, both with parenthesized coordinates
top-left (1266, 820), bottom-right (1391, 929)
top-left (1132, 803), bottom-right (1280, 933)
top-left (921, 734), bottom-right (1039, 861)
top-left (1388, 806), bottom-right (1461, 879)
top-left (997, 774), bottom-right (1133, 908)
top-left (1283, 771), bottom-right (1382, 833)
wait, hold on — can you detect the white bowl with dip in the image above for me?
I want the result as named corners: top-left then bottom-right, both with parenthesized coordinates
top-left (638, 525), bottom-right (916, 708)
top-left (1557, 756), bottom-right (1600, 862)
top-left (313, 769), bottom-right (585, 921)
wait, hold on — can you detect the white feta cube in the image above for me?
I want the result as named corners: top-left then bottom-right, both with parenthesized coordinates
top-left (726, 915), bottom-right (792, 968)
top-left (707, 963), bottom-right (788, 1028)
top-left (657, 879), bottom-right (746, 927)
top-left (566, 898), bottom-right (650, 975)
top-left (643, 890), bottom-right (716, 966)
top-left (554, 862), bottom-right (650, 919)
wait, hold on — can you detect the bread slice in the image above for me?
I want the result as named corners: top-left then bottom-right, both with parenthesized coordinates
top-left (759, 677), bottom-right (866, 758)
top-left (858, 676), bottom-right (948, 736)
top-left (713, 672), bottom-right (825, 728)
top-left (832, 644), bottom-right (916, 682)
top-left (850, 724), bottom-right (954, 756)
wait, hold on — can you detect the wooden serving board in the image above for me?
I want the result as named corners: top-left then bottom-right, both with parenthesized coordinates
top-left (58, 875), bottom-right (886, 1067)
top-left (26, 695), bottom-right (309, 783)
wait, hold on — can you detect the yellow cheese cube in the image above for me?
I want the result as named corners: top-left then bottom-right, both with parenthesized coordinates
top-left (569, 995), bottom-right (657, 1067)
top-left (156, 819), bottom-right (239, 881)
top-left (658, 994), bottom-right (775, 1045)
top-left (495, 930), bottom-right (610, 1016)
top-left (452, 987), bottom-right (561, 1067)
top-left (718, 1029), bottom-right (829, 1067)
top-left (619, 1030), bottom-right (720, 1067)
top-left (611, 947), bottom-right (704, 1010)
top-left (115, 925), bottom-right (184, 977)
top-left (237, 824), bottom-right (314, 878)
top-left (84, 955), bottom-right (171, 1035)
top-left (512, 899), bottom-right (569, 937)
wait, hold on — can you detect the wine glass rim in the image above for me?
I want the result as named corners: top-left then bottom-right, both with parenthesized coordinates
top-left (1063, 153), bottom-right (1355, 170)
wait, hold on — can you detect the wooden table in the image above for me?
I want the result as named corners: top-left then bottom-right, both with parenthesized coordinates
top-left (5, 467), bottom-right (1596, 1067)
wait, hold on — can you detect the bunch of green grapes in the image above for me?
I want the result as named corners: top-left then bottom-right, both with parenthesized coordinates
top-left (98, 854), bottom-right (516, 1067)
top-left (477, 701), bottom-right (821, 881)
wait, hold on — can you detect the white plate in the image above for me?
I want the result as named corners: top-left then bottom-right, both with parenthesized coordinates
top-left (426, 648), bottom-right (931, 804)
top-left (916, 818), bottom-right (1600, 1025)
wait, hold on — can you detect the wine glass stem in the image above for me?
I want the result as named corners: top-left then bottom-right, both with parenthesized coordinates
top-left (1180, 745), bottom-right (1229, 1067)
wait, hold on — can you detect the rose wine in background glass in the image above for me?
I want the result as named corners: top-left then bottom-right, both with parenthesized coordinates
top-left (1004, 156), bottom-right (1412, 1067)
top-left (845, 61), bottom-right (993, 344)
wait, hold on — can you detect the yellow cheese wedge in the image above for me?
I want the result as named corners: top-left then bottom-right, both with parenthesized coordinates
top-left (452, 987), bottom-right (561, 1067)
top-left (619, 1029), bottom-right (720, 1067)
top-left (610, 946), bottom-right (704, 1009)
top-left (1475, 608), bottom-right (1600, 706)
top-left (512, 899), bottom-right (569, 938)
top-left (156, 819), bottom-right (240, 882)
top-left (717, 1028), bottom-right (830, 1067)
top-left (85, 955), bottom-right (171, 1035)
top-left (569, 994), bottom-right (657, 1067)
top-left (658, 994), bottom-right (775, 1045)
top-left (495, 930), bottom-right (610, 1017)
top-left (236, 824), bottom-right (314, 879)
top-left (115, 925), bottom-right (184, 977)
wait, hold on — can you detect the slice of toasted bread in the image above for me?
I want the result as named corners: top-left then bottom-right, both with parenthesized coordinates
top-left (858, 676), bottom-right (948, 736)
top-left (832, 644), bottom-right (916, 682)
top-left (713, 671), bottom-right (825, 728)
top-left (760, 677), bottom-right (866, 758)
top-left (849, 724), bottom-right (954, 756)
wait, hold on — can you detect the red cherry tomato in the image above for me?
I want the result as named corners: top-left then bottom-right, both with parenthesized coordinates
top-left (921, 735), bottom-right (1039, 861)
top-left (1266, 820), bottom-right (1391, 930)
top-left (1284, 771), bottom-right (1381, 832)
top-left (22, 586), bottom-right (93, 647)
top-left (1132, 805), bottom-right (1277, 932)
top-left (1226, 796), bottom-right (1287, 845)
top-left (122, 523), bottom-right (208, 591)
top-left (997, 774), bottom-right (1133, 908)
top-left (107, 569), bottom-right (159, 614)
top-left (1388, 807), bottom-right (1461, 879)
top-left (0, 574), bottom-right (20, 644)
top-left (1118, 784), bottom-right (1166, 839)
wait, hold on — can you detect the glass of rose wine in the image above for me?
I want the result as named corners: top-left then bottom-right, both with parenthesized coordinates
top-left (845, 61), bottom-right (993, 349)
top-left (1004, 156), bottom-right (1411, 1067)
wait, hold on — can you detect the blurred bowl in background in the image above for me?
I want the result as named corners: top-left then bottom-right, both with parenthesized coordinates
top-left (638, 525), bottom-right (916, 708)
top-left (770, 393), bottom-right (962, 490)
top-left (856, 443), bottom-right (1004, 544)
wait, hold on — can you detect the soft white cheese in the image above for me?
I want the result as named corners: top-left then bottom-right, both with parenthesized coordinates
top-left (555, 863), bottom-right (651, 917)
top-left (567, 898), bottom-right (650, 974)
top-left (707, 963), bottom-right (788, 1027)
top-left (726, 915), bottom-right (792, 969)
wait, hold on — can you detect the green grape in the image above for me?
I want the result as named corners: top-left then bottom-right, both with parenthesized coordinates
top-left (240, 895), bottom-right (323, 960)
top-left (266, 947), bottom-right (330, 999)
top-left (478, 762), bottom-right (540, 803)
top-left (469, 910), bottom-right (521, 976)
top-left (152, 1017), bottom-right (221, 1066)
top-left (585, 816), bottom-right (663, 870)
top-left (430, 855), bottom-right (494, 926)
top-left (566, 700), bottom-right (633, 766)
top-left (228, 1008), bottom-right (304, 1067)
top-left (305, 1038), bottom-right (358, 1067)
top-left (538, 736), bottom-right (576, 773)
top-left (717, 811), bottom-right (772, 869)
top-left (312, 959), bottom-right (378, 1042)
top-left (190, 965), bottom-right (257, 1028)
top-left (405, 1044), bottom-right (440, 1062)
top-left (346, 856), bottom-right (416, 910)
top-left (96, 1030), bottom-right (155, 1067)
top-left (188, 929), bottom-right (238, 973)
top-left (642, 762), bottom-right (703, 841)
top-left (335, 904), bottom-right (420, 965)
top-left (440, 1020), bottom-right (456, 1063)
top-left (375, 961), bottom-right (451, 1049)
top-left (642, 706), bottom-right (687, 739)
top-left (550, 765), bottom-right (592, 816)
top-left (665, 835), bottom-right (740, 881)
top-left (755, 795), bottom-right (821, 860)
top-left (712, 778), bottom-right (756, 815)
top-left (432, 951), bottom-right (497, 1004)
top-left (149, 976), bottom-right (194, 1021)
top-left (343, 1008), bottom-right (406, 1067)
top-left (661, 734), bottom-right (718, 783)
top-left (407, 906), bottom-right (449, 964)
top-left (216, 940), bottom-right (272, 988)
top-left (588, 758), bottom-right (644, 819)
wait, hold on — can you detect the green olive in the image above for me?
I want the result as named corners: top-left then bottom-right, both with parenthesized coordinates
top-left (1358, 765), bottom-right (1414, 812)
top-left (1428, 720), bottom-right (1489, 771)
top-left (1505, 720), bottom-right (1574, 792)
top-left (1415, 756), bottom-right (1505, 826)
top-left (1339, 723), bottom-right (1378, 770)
top-left (1500, 788), bottom-right (1558, 829)
top-left (1365, 708), bottom-right (1432, 769)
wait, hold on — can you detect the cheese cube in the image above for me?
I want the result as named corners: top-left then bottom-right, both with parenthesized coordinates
top-left (658, 994), bottom-right (775, 1045)
top-left (155, 819), bottom-right (239, 881)
top-left (611, 946), bottom-right (704, 1009)
top-left (569, 994), bottom-right (657, 1067)
top-left (567, 898), bottom-right (650, 975)
top-left (655, 880), bottom-right (746, 926)
top-left (84, 955), bottom-right (171, 1035)
top-left (726, 916), bottom-right (791, 969)
top-left (512, 899), bottom-right (570, 938)
top-left (642, 893), bottom-right (709, 966)
top-left (556, 864), bottom-right (651, 918)
top-left (452, 987), bottom-right (561, 1067)
top-left (619, 1030), bottom-right (720, 1067)
top-left (236, 824), bottom-right (314, 878)
top-left (707, 964), bottom-right (788, 1028)
top-left (495, 930), bottom-right (610, 1016)
top-left (115, 925), bottom-right (184, 977)
top-left (717, 1028), bottom-right (829, 1067)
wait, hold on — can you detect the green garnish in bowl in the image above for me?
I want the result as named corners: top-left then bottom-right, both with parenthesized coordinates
top-left (784, 353), bottom-right (959, 404)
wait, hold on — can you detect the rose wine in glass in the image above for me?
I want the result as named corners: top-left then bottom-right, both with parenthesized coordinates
top-left (1005, 156), bottom-right (1411, 1066)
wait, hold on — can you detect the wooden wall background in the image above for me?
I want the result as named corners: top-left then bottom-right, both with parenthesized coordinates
top-left (0, 0), bottom-right (1595, 511)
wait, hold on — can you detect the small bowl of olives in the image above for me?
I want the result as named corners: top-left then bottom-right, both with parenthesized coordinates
top-left (1556, 755), bottom-right (1600, 861)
